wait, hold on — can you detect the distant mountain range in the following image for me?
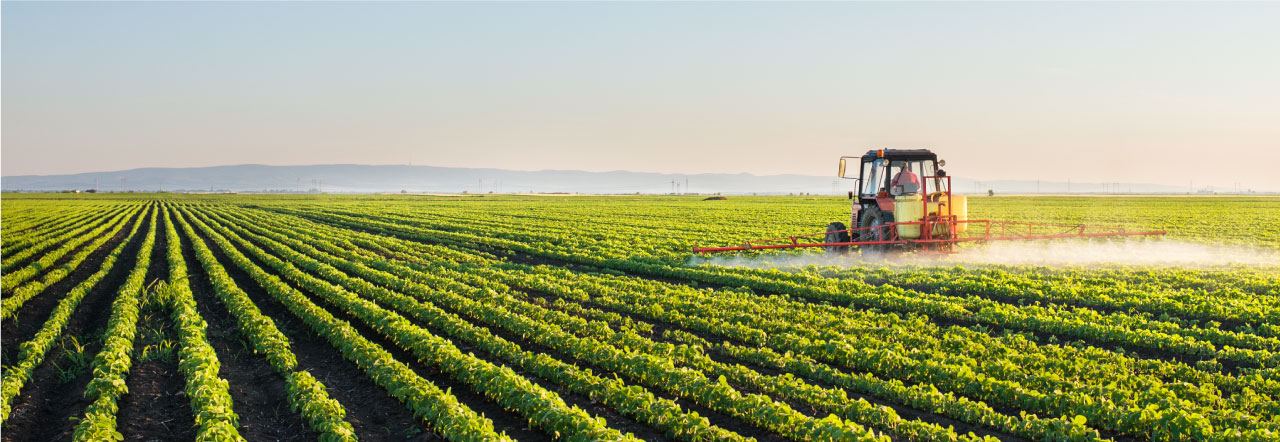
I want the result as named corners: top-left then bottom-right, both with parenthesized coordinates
top-left (0, 164), bottom-right (1238, 195)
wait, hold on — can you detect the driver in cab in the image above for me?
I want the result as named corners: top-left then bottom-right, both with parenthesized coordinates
top-left (890, 162), bottom-right (919, 195)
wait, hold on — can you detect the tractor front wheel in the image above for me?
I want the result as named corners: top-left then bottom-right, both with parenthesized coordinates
top-left (858, 208), bottom-right (895, 253)
top-left (824, 222), bottom-right (851, 255)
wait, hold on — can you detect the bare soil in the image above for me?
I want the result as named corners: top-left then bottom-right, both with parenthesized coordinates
top-left (117, 310), bottom-right (197, 442)
top-left (116, 211), bottom-right (197, 441)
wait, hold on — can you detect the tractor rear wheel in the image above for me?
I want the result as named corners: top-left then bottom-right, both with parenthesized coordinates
top-left (824, 222), bottom-right (851, 255)
top-left (857, 208), bottom-right (895, 253)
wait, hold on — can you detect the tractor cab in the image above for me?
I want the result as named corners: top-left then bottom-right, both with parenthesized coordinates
top-left (840, 149), bottom-right (948, 210)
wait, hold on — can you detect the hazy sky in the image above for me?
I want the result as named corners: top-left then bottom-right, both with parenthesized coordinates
top-left (3, 2), bottom-right (1278, 190)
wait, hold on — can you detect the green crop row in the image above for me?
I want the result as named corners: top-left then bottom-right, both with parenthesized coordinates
top-left (169, 205), bottom-right (357, 441)
top-left (279, 205), bottom-right (1268, 372)
top-left (2, 206), bottom-right (141, 319)
top-left (0, 204), bottom-right (120, 257)
top-left (1, 204), bottom-right (149, 423)
top-left (195, 204), bottom-right (889, 442)
top-left (163, 208), bottom-right (245, 441)
top-left (252, 204), bottom-right (1280, 438)
top-left (182, 207), bottom-right (637, 441)
top-left (72, 205), bottom-right (159, 441)
top-left (0, 203), bottom-right (132, 274)
top-left (1, 205), bottom-right (138, 292)
top-left (209, 204), bottom-right (1045, 442)
top-left (200, 206), bottom-right (766, 442)
top-left (4, 193), bottom-right (1276, 442)
top-left (178, 207), bottom-right (514, 442)
top-left (341, 205), bottom-right (1280, 379)
top-left (0, 203), bottom-right (148, 422)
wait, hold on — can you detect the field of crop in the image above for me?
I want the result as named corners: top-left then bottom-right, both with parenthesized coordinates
top-left (1, 193), bottom-right (1277, 442)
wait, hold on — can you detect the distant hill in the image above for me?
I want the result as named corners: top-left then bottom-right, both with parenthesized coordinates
top-left (0, 164), bottom-right (1208, 195)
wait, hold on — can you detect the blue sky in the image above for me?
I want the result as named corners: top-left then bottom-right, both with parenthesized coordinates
top-left (3, 2), bottom-right (1278, 190)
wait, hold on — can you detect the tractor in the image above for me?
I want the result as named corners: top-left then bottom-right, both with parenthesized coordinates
top-left (694, 149), bottom-right (1165, 256)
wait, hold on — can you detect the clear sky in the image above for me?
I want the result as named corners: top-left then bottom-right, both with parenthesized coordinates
top-left (3, 1), bottom-right (1278, 190)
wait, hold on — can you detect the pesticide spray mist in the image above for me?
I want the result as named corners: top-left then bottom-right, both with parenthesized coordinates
top-left (688, 238), bottom-right (1280, 269)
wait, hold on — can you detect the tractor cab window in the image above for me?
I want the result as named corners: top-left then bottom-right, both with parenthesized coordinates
top-left (889, 161), bottom-right (923, 195)
top-left (919, 161), bottom-right (939, 193)
top-left (861, 159), bottom-right (886, 196)
top-left (886, 159), bottom-right (943, 195)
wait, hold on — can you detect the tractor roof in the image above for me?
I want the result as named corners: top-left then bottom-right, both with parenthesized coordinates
top-left (861, 149), bottom-right (937, 161)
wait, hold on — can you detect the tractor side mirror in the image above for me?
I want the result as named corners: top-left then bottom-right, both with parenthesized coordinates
top-left (938, 159), bottom-right (947, 168)
top-left (837, 158), bottom-right (847, 178)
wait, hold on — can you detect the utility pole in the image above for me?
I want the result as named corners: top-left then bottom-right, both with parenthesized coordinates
top-left (671, 180), bottom-right (675, 195)
top-left (685, 177), bottom-right (689, 195)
